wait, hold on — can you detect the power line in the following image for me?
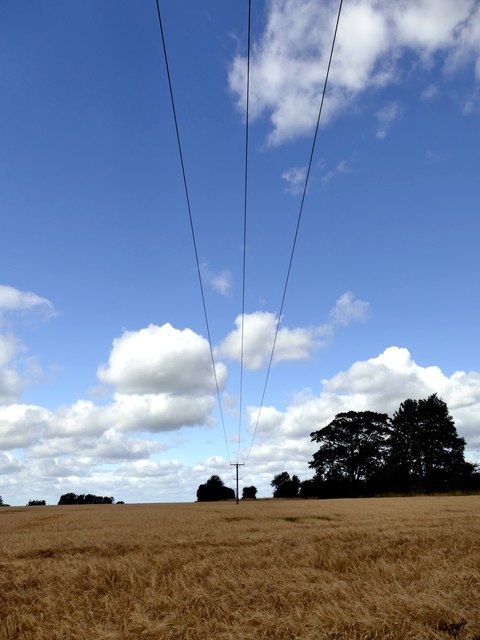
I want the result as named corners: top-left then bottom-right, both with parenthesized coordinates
top-left (244, 0), bottom-right (344, 463)
top-left (237, 0), bottom-right (252, 464)
top-left (154, 0), bottom-right (231, 463)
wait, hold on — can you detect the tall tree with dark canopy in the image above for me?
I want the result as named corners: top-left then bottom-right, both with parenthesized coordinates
top-left (309, 411), bottom-right (391, 495)
top-left (389, 394), bottom-right (466, 492)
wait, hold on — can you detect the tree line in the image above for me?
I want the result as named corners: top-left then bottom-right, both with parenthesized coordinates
top-left (275, 394), bottom-right (480, 499)
top-left (196, 475), bottom-right (257, 501)
top-left (58, 493), bottom-right (115, 505)
top-left (196, 395), bottom-right (479, 501)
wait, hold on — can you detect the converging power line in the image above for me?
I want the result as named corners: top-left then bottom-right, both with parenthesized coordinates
top-left (244, 0), bottom-right (344, 463)
top-left (154, 0), bottom-right (231, 463)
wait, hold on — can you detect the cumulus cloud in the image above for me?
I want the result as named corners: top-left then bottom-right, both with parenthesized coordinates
top-left (0, 392), bottom-right (216, 450)
top-left (98, 323), bottom-right (227, 395)
top-left (0, 451), bottom-right (23, 475)
top-left (217, 311), bottom-right (318, 369)
top-left (3, 344), bottom-right (480, 504)
top-left (0, 320), bottom-right (230, 474)
top-left (228, 0), bottom-right (479, 145)
top-left (246, 346), bottom-right (480, 452)
top-left (217, 292), bottom-right (369, 369)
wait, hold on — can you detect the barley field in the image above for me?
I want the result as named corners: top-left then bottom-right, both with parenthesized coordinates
top-left (1, 496), bottom-right (479, 640)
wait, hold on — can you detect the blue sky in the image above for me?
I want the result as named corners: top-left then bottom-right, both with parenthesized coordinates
top-left (1, 0), bottom-right (480, 504)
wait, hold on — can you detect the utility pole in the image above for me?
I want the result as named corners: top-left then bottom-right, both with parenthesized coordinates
top-left (230, 462), bottom-right (245, 504)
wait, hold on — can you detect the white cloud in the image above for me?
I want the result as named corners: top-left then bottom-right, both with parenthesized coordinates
top-left (0, 321), bottom-right (231, 464)
top-left (0, 285), bottom-right (55, 405)
top-left (394, 0), bottom-right (474, 51)
top-left (200, 261), bottom-right (233, 296)
top-left (329, 291), bottom-right (370, 326)
top-left (320, 158), bottom-right (352, 184)
top-left (421, 83), bottom-right (438, 100)
top-left (0, 284), bottom-right (53, 325)
top-left (217, 292), bottom-right (369, 369)
top-left (0, 404), bottom-right (47, 449)
top-left (0, 393), bottom-right (216, 450)
top-left (98, 323), bottom-right (227, 395)
top-left (228, 0), bottom-right (479, 145)
top-left (246, 346), bottom-right (480, 452)
top-left (282, 166), bottom-right (307, 194)
top-left (375, 102), bottom-right (401, 139)
top-left (3, 294), bottom-right (480, 505)
top-left (0, 334), bottom-right (26, 404)
top-left (3, 345), bottom-right (480, 505)
top-left (463, 98), bottom-right (478, 115)
top-left (218, 311), bottom-right (319, 369)
top-left (0, 451), bottom-right (23, 475)
top-left (30, 430), bottom-right (164, 462)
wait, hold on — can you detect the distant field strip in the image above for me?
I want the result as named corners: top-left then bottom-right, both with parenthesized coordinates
top-left (1, 496), bottom-right (479, 639)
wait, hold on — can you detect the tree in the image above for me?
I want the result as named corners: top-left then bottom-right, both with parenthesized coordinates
top-left (0, 496), bottom-right (3, 507)
top-left (309, 411), bottom-right (391, 495)
top-left (242, 486), bottom-right (257, 500)
top-left (27, 499), bottom-right (46, 506)
top-left (196, 475), bottom-right (235, 502)
top-left (271, 472), bottom-right (301, 498)
top-left (388, 395), bottom-right (466, 492)
top-left (58, 493), bottom-right (114, 505)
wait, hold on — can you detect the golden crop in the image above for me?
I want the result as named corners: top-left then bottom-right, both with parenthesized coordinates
top-left (1, 496), bottom-right (479, 639)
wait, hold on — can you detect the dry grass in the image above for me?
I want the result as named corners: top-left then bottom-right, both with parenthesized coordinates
top-left (1, 496), bottom-right (480, 639)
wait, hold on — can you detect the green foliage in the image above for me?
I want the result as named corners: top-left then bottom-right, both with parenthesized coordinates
top-left (27, 499), bottom-right (46, 506)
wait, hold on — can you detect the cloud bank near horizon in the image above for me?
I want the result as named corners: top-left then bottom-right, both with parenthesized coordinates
top-left (1, 284), bottom-right (480, 504)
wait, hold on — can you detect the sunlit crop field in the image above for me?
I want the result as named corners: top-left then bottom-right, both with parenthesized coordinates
top-left (1, 496), bottom-right (479, 639)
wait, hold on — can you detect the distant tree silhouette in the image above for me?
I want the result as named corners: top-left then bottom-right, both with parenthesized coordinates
top-left (58, 493), bottom-right (114, 505)
top-left (27, 499), bottom-right (46, 506)
top-left (242, 485), bottom-right (257, 500)
top-left (196, 475), bottom-right (235, 502)
top-left (271, 471), bottom-right (300, 498)
top-left (309, 411), bottom-right (390, 496)
top-left (0, 496), bottom-right (3, 507)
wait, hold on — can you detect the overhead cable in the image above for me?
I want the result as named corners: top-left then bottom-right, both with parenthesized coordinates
top-left (237, 0), bottom-right (252, 463)
top-left (244, 0), bottom-right (344, 463)
top-left (154, 0), bottom-right (231, 463)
